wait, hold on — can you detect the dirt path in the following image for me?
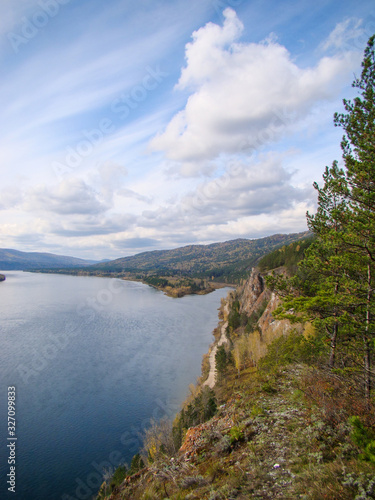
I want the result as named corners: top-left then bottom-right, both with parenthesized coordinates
top-left (203, 302), bottom-right (229, 389)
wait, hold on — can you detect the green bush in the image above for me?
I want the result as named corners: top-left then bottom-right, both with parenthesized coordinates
top-left (349, 416), bottom-right (375, 463)
top-left (129, 453), bottom-right (145, 474)
top-left (227, 300), bottom-right (241, 332)
top-left (215, 345), bottom-right (228, 377)
top-left (110, 464), bottom-right (127, 491)
top-left (229, 426), bottom-right (244, 445)
top-left (261, 381), bottom-right (277, 394)
top-left (173, 387), bottom-right (218, 449)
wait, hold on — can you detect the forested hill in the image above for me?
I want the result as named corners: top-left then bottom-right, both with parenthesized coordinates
top-left (0, 249), bottom-right (97, 270)
top-left (89, 231), bottom-right (310, 282)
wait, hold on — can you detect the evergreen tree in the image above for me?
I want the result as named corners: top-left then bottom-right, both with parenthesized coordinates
top-left (268, 162), bottom-right (352, 367)
top-left (333, 34), bottom-right (375, 401)
top-left (304, 162), bottom-right (350, 368)
top-left (269, 35), bottom-right (375, 401)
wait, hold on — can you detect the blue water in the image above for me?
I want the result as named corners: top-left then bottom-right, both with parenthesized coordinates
top-left (0, 271), bottom-right (229, 500)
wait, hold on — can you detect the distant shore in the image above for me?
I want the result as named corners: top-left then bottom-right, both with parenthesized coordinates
top-left (121, 276), bottom-right (233, 298)
top-left (29, 268), bottom-right (235, 297)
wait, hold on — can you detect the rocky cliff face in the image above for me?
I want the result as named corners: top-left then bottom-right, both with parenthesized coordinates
top-left (239, 270), bottom-right (269, 317)
top-left (236, 268), bottom-right (294, 364)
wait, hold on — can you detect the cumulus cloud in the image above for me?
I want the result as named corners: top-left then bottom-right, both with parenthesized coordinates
top-left (136, 153), bottom-right (314, 237)
top-left (25, 178), bottom-right (108, 215)
top-left (178, 153), bottom-right (314, 223)
top-left (150, 8), bottom-right (361, 169)
top-left (51, 213), bottom-right (136, 237)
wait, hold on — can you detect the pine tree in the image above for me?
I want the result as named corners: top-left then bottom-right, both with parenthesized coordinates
top-left (268, 162), bottom-right (352, 367)
top-left (303, 162), bottom-right (351, 368)
top-left (334, 34), bottom-right (375, 401)
top-left (269, 36), bottom-right (375, 401)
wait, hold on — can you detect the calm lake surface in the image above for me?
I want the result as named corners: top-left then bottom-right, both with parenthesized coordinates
top-left (0, 271), bottom-right (230, 500)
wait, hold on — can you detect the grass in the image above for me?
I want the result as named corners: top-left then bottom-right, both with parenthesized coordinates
top-left (99, 359), bottom-right (375, 499)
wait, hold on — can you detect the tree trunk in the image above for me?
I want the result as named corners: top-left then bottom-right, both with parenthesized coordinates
top-left (329, 323), bottom-right (338, 369)
top-left (363, 262), bottom-right (372, 405)
top-left (329, 279), bottom-right (339, 369)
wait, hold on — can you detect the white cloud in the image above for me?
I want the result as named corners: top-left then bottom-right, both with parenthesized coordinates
top-left (0, 3), bottom-right (370, 259)
top-left (25, 179), bottom-right (108, 215)
top-left (321, 18), bottom-right (364, 52)
top-left (177, 153), bottom-right (314, 223)
top-left (150, 9), bottom-right (361, 169)
top-left (117, 188), bottom-right (153, 204)
top-left (0, 187), bottom-right (24, 210)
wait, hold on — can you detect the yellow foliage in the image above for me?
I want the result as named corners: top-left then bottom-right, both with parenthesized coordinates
top-left (303, 322), bottom-right (316, 338)
top-left (246, 320), bottom-right (299, 366)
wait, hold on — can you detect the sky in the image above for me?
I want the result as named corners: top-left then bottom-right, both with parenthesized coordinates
top-left (0, 0), bottom-right (374, 260)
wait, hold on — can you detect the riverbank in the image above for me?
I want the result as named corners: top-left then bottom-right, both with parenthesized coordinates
top-left (124, 276), bottom-right (233, 298)
top-left (97, 267), bottom-right (375, 499)
top-left (31, 268), bottom-right (235, 298)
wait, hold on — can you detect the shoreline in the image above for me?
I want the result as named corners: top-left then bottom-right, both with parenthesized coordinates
top-left (121, 276), bottom-right (234, 298)
top-left (27, 267), bottom-right (236, 298)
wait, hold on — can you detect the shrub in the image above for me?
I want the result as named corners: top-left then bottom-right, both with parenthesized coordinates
top-left (142, 417), bottom-right (176, 464)
top-left (229, 426), bottom-right (244, 445)
top-left (129, 453), bottom-right (145, 474)
top-left (173, 387), bottom-right (217, 449)
top-left (349, 416), bottom-right (375, 464)
top-left (109, 464), bottom-right (127, 492)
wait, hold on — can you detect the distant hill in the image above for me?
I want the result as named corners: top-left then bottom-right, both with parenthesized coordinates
top-left (89, 231), bottom-right (311, 283)
top-left (258, 236), bottom-right (315, 274)
top-left (0, 249), bottom-right (97, 270)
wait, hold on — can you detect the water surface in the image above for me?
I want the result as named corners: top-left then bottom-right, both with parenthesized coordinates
top-left (0, 271), bottom-right (229, 500)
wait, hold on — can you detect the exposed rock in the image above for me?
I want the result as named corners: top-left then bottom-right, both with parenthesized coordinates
top-left (239, 268), bottom-right (269, 317)
top-left (238, 267), bottom-right (292, 337)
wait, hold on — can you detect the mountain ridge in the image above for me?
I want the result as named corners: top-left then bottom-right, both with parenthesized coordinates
top-left (89, 232), bottom-right (311, 283)
top-left (0, 248), bottom-right (98, 270)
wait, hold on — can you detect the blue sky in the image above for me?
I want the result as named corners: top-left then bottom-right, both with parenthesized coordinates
top-left (1, 0), bottom-right (374, 260)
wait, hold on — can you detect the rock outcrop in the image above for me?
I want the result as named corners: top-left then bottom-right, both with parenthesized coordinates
top-left (239, 269), bottom-right (269, 317)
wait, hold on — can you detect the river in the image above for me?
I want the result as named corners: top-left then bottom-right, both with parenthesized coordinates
top-left (0, 271), bottom-right (229, 500)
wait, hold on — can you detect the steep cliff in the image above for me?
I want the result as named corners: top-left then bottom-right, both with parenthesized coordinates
top-left (96, 265), bottom-right (374, 500)
top-left (226, 268), bottom-right (296, 368)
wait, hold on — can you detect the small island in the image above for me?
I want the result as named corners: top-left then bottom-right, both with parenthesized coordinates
top-left (0, 274), bottom-right (5, 282)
